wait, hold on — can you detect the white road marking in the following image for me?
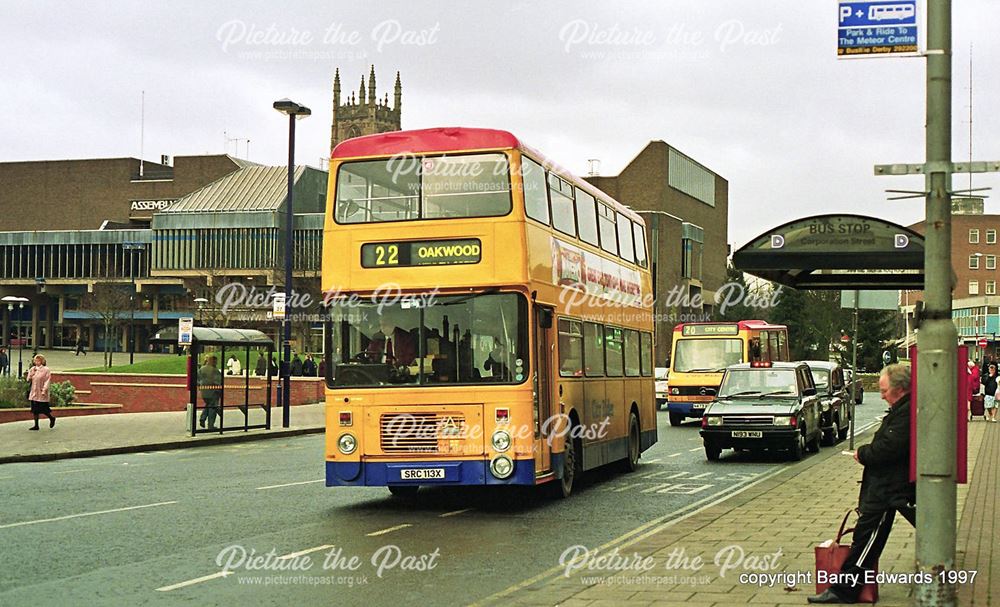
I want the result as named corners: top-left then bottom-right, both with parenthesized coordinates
top-left (52, 468), bottom-right (89, 475)
top-left (688, 447), bottom-right (702, 452)
top-left (640, 471), bottom-right (687, 480)
top-left (439, 509), bottom-right (473, 518)
top-left (644, 458), bottom-right (662, 464)
top-left (687, 472), bottom-right (713, 479)
top-left (256, 479), bottom-right (324, 490)
top-left (611, 483), bottom-right (644, 493)
top-left (278, 544), bottom-right (335, 560)
top-left (640, 483), bottom-right (674, 493)
top-left (667, 453), bottom-right (682, 458)
top-left (367, 524), bottom-right (412, 537)
top-left (156, 570), bottom-right (233, 592)
top-left (0, 501), bottom-right (177, 530)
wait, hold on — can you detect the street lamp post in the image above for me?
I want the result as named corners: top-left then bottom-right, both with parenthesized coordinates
top-left (123, 242), bottom-right (146, 365)
top-left (273, 98), bottom-right (311, 429)
top-left (193, 297), bottom-right (208, 325)
top-left (2, 296), bottom-right (30, 378)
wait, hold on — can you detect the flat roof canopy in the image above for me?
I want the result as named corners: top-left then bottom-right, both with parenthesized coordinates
top-left (150, 326), bottom-right (274, 347)
top-left (733, 214), bottom-right (925, 290)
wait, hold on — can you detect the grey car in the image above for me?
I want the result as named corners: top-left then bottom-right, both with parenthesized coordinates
top-left (699, 361), bottom-right (823, 461)
top-left (803, 361), bottom-right (851, 446)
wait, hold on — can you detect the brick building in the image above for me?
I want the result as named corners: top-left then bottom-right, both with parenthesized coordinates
top-left (901, 198), bottom-right (1000, 359)
top-left (586, 142), bottom-right (729, 364)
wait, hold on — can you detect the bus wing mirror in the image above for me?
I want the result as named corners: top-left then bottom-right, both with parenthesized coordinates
top-left (538, 308), bottom-right (553, 329)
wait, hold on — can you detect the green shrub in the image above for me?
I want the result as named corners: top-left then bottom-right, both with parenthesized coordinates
top-left (50, 381), bottom-right (76, 406)
top-left (0, 377), bottom-right (76, 407)
top-left (0, 376), bottom-right (29, 408)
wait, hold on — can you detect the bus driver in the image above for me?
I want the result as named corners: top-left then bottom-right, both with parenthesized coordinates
top-left (366, 314), bottom-right (417, 367)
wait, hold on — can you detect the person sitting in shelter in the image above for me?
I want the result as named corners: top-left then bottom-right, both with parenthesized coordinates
top-left (366, 313), bottom-right (417, 367)
top-left (226, 355), bottom-right (242, 376)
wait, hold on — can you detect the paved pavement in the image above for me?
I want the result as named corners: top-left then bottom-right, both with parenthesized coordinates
top-left (0, 403), bottom-right (324, 464)
top-left (477, 419), bottom-right (998, 607)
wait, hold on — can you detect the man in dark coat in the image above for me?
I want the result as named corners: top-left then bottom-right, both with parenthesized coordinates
top-left (809, 363), bottom-right (915, 604)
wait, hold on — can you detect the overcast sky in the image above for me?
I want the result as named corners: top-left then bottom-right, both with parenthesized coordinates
top-left (2, 1), bottom-right (998, 247)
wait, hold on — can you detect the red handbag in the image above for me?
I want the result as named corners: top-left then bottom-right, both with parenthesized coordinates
top-left (815, 510), bottom-right (879, 603)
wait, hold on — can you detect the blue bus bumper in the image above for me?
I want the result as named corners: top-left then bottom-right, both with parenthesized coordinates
top-left (666, 401), bottom-right (707, 418)
top-left (327, 458), bottom-right (538, 487)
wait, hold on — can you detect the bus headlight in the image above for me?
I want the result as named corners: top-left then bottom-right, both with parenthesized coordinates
top-left (338, 433), bottom-right (357, 455)
top-left (670, 387), bottom-right (680, 395)
top-left (490, 455), bottom-right (514, 479)
top-left (491, 430), bottom-right (512, 453)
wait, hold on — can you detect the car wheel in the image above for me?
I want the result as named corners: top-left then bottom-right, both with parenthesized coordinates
top-left (669, 412), bottom-right (683, 426)
top-left (387, 485), bottom-right (419, 498)
top-left (623, 412), bottom-right (640, 472)
top-left (788, 430), bottom-right (806, 461)
top-left (705, 444), bottom-right (721, 461)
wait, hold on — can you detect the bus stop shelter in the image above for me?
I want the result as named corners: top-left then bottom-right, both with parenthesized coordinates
top-left (150, 326), bottom-right (275, 436)
top-left (732, 214), bottom-right (926, 290)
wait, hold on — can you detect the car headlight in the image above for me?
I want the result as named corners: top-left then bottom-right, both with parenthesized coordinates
top-left (772, 417), bottom-right (793, 426)
top-left (338, 433), bottom-right (357, 454)
top-left (705, 416), bottom-right (723, 426)
top-left (670, 387), bottom-right (680, 395)
top-left (490, 455), bottom-right (514, 479)
top-left (491, 430), bottom-right (511, 453)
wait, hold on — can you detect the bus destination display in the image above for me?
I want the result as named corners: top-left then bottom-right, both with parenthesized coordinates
top-left (682, 324), bottom-right (739, 336)
top-left (361, 238), bottom-right (482, 268)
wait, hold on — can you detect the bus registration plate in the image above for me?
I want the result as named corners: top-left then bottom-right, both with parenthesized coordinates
top-left (400, 468), bottom-right (445, 480)
top-left (731, 430), bottom-right (762, 438)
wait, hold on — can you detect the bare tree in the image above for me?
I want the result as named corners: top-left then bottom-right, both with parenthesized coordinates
top-left (81, 283), bottom-right (132, 369)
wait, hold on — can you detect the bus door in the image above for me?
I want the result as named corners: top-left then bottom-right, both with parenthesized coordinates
top-left (533, 306), bottom-right (554, 475)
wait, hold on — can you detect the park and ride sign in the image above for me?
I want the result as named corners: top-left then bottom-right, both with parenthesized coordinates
top-left (838, 1), bottom-right (921, 57)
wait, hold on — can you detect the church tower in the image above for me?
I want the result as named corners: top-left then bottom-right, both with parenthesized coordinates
top-left (330, 65), bottom-right (402, 150)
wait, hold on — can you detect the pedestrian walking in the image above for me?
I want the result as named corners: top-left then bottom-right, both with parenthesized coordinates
top-left (26, 354), bottom-right (55, 431)
top-left (982, 362), bottom-right (999, 423)
top-left (808, 363), bottom-right (915, 604)
top-left (198, 354), bottom-right (223, 430)
top-left (302, 353), bottom-right (317, 377)
top-left (75, 334), bottom-right (87, 356)
top-left (291, 353), bottom-right (303, 377)
top-left (0, 347), bottom-right (8, 376)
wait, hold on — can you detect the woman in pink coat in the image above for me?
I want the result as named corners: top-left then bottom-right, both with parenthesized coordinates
top-left (27, 354), bottom-right (55, 430)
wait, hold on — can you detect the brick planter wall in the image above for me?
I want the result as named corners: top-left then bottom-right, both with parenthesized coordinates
top-left (0, 404), bottom-right (122, 424)
top-left (26, 372), bottom-right (326, 417)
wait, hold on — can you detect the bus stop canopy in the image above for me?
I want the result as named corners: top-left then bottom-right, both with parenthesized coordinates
top-left (732, 214), bottom-right (925, 290)
top-left (150, 326), bottom-right (275, 347)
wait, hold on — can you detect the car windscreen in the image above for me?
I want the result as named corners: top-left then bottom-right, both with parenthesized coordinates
top-left (718, 369), bottom-right (798, 397)
top-left (810, 369), bottom-right (830, 390)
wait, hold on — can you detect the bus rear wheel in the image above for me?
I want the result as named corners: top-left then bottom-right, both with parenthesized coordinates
top-left (388, 485), bottom-right (419, 498)
top-left (623, 411), bottom-right (640, 472)
top-left (669, 412), bottom-right (683, 426)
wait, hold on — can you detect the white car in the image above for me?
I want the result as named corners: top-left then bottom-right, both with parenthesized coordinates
top-left (655, 367), bottom-right (669, 410)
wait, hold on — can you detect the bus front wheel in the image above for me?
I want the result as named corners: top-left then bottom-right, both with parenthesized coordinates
top-left (551, 437), bottom-right (579, 499)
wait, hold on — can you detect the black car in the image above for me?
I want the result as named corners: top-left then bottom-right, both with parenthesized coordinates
top-left (803, 361), bottom-right (851, 446)
top-left (699, 361), bottom-right (823, 461)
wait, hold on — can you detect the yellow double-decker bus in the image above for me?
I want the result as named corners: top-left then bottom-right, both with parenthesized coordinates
top-left (322, 127), bottom-right (655, 498)
top-left (665, 320), bottom-right (789, 426)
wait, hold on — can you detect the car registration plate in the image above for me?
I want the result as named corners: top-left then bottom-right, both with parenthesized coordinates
top-left (400, 468), bottom-right (445, 480)
top-left (731, 430), bottom-right (763, 438)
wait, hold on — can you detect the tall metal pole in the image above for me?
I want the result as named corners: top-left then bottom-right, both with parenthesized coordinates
top-left (283, 113), bottom-right (294, 429)
top-left (916, 1), bottom-right (956, 604)
top-left (850, 291), bottom-right (859, 450)
top-left (130, 249), bottom-right (136, 366)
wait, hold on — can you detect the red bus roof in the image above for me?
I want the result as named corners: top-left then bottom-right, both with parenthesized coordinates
top-left (672, 320), bottom-right (786, 332)
top-left (331, 127), bottom-right (521, 159)
top-left (330, 127), bottom-right (643, 224)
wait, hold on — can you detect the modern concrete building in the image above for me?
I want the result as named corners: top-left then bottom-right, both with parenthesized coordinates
top-left (586, 142), bottom-right (729, 364)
